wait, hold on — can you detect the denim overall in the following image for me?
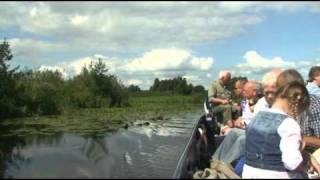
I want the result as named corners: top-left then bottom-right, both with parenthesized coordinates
top-left (245, 111), bottom-right (288, 171)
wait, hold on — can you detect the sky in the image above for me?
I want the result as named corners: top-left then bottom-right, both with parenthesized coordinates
top-left (1, 1), bottom-right (320, 90)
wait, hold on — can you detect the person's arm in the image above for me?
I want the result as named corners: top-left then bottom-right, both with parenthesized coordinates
top-left (304, 136), bottom-right (320, 148)
top-left (301, 110), bottom-right (320, 148)
top-left (279, 122), bottom-right (320, 174)
top-left (208, 83), bottom-right (229, 105)
top-left (210, 97), bottom-right (229, 105)
top-left (278, 118), bottom-right (303, 171)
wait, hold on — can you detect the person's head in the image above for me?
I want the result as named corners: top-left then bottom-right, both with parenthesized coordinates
top-left (235, 79), bottom-right (248, 96)
top-left (243, 80), bottom-right (260, 100)
top-left (308, 66), bottom-right (320, 86)
top-left (262, 69), bottom-right (282, 105)
top-left (276, 69), bottom-right (304, 88)
top-left (274, 81), bottom-right (310, 120)
top-left (218, 70), bottom-right (231, 86)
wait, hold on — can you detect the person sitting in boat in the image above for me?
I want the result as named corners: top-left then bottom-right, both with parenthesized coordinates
top-left (211, 69), bottom-right (280, 165)
top-left (253, 68), bottom-right (282, 114)
top-left (243, 69), bottom-right (320, 178)
top-left (221, 80), bottom-right (261, 133)
top-left (302, 94), bottom-right (320, 151)
top-left (232, 78), bottom-right (248, 118)
top-left (306, 66), bottom-right (320, 97)
top-left (243, 81), bottom-right (312, 178)
top-left (207, 70), bottom-right (233, 126)
top-left (301, 94), bottom-right (320, 179)
top-left (301, 66), bottom-right (320, 152)
top-left (276, 68), bottom-right (320, 151)
top-left (278, 69), bottom-right (320, 177)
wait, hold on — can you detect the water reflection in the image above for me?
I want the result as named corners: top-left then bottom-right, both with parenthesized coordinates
top-left (0, 110), bottom-right (201, 178)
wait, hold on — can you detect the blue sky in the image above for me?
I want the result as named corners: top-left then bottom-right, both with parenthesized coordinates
top-left (1, 1), bottom-right (320, 89)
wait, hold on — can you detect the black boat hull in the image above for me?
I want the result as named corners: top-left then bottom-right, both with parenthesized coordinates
top-left (172, 114), bottom-right (224, 179)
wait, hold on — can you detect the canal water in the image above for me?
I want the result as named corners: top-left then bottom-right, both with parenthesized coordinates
top-left (0, 110), bottom-right (202, 178)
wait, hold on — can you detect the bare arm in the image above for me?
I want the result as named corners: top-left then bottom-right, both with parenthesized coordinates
top-left (304, 136), bottom-right (320, 148)
top-left (208, 82), bottom-right (229, 105)
top-left (209, 97), bottom-right (229, 105)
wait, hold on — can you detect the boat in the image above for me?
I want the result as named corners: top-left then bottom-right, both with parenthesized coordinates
top-left (172, 100), bottom-right (225, 178)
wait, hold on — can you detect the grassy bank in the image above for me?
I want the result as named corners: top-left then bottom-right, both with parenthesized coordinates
top-left (0, 94), bottom-right (204, 137)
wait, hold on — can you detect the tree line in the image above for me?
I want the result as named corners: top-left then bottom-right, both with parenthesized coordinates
top-left (150, 77), bottom-right (205, 95)
top-left (0, 39), bottom-right (206, 120)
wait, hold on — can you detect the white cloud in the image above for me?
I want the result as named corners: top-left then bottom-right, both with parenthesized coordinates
top-left (123, 48), bottom-right (214, 72)
top-left (232, 50), bottom-right (320, 82)
top-left (70, 15), bottom-right (89, 26)
top-left (9, 38), bottom-right (66, 57)
top-left (124, 48), bottom-right (190, 71)
top-left (219, 1), bottom-right (315, 13)
top-left (1, 1), bottom-right (319, 65)
top-left (237, 50), bottom-right (295, 70)
top-left (125, 79), bottom-right (143, 86)
top-left (8, 38), bottom-right (68, 65)
top-left (190, 57), bottom-right (214, 70)
top-left (34, 48), bottom-right (215, 89)
top-left (38, 65), bottom-right (68, 79)
top-left (3, 1), bottom-right (318, 54)
top-left (182, 75), bottom-right (202, 85)
top-left (218, 1), bottom-right (259, 13)
top-left (30, 7), bottom-right (37, 17)
top-left (32, 48), bottom-right (320, 90)
top-left (58, 54), bottom-right (120, 76)
top-left (2, 2), bottom-right (320, 89)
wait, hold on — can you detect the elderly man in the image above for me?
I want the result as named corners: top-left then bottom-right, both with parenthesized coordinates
top-left (302, 67), bottom-right (320, 148)
top-left (234, 80), bottom-right (260, 127)
top-left (253, 68), bottom-right (282, 114)
top-left (235, 79), bottom-right (248, 98)
top-left (208, 70), bottom-right (232, 125)
top-left (221, 80), bottom-right (261, 130)
top-left (232, 78), bottom-right (248, 117)
top-left (211, 69), bottom-right (281, 165)
top-left (302, 94), bottom-right (320, 148)
top-left (306, 66), bottom-right (320, 97)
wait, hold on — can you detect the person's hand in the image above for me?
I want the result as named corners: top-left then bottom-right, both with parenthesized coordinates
top-left (234, 117), bottom-right (245, 129)
top-left (309, 154), bottom-right (320, 174)
top-left (226, 120), bottom-right (234, 128)
top-left (220, 125), bottom-right (231, 135)
top-left (221, 99), bottom-right (229, 105)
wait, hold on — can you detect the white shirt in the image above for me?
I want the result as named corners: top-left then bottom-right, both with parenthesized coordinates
top-left (242, 108), bottom-right (303, 178)
top-left (242, 99), bottom-right (254, 125)
top-left (253, 97), bottom-right (270, 116)
top-left (241, 97), bottom-right (269, 126)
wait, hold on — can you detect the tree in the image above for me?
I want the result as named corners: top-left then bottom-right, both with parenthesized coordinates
top-left (149, 76), bottom-right (198, 95)
top-left (0, 39), bottom-right (21, 119)
top-left (0, 38), bottom-right (13, 73)
top-left (128, 85), bottom-right (141, 92)
top-left (150, 78), bottom-right (160, 91)
top-left (193, 85), bottom-right (205, 93)
top-left (66, 59), bottom-right (129, 108)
